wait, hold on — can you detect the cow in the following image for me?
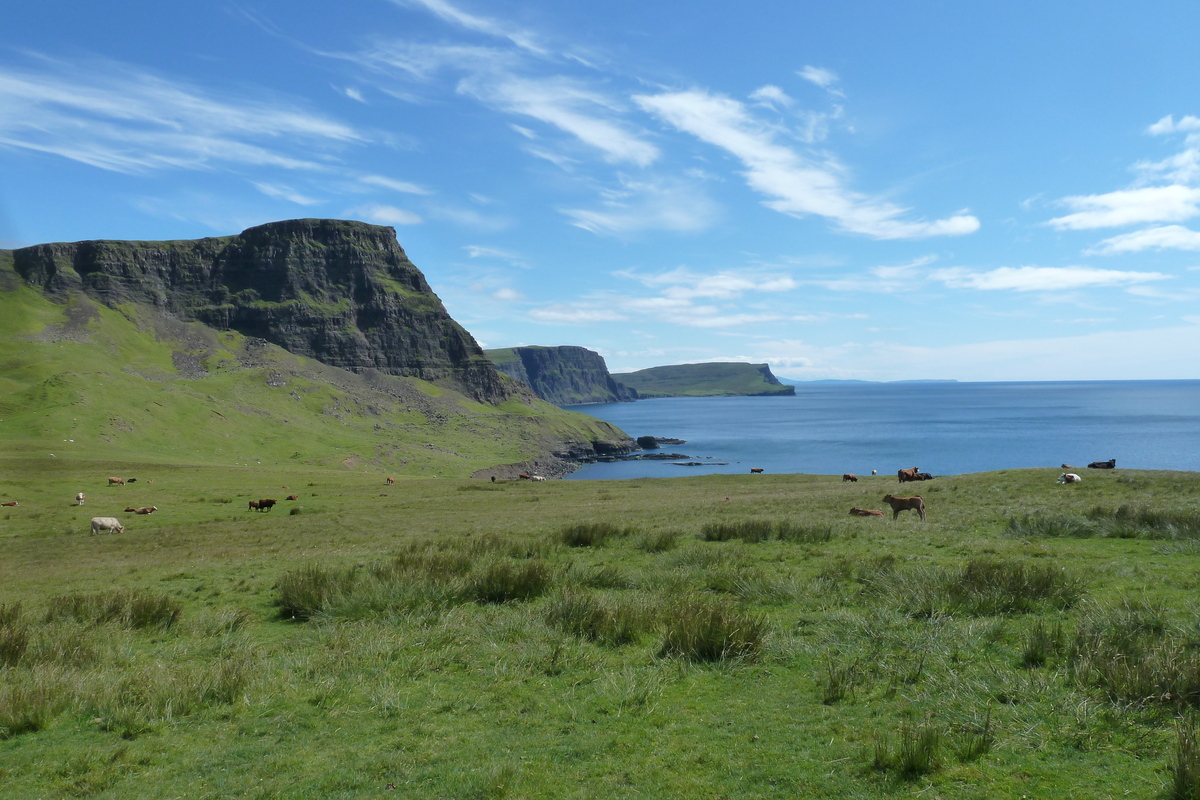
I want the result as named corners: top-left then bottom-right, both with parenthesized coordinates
top-left (90, 517), bottom-right (124, 535)
top-left (883, 494), bottom-right (926, 521)
top-left (1, 501), bottom-right (17, 507)
top-left (913, 472), bottom-right (934, 481)
top-left (135, 506), bottom-right (157, 515)
top-left (257, 498), bottom-right (277, 512)
top-left (849, 507), bottom-right (885, 517)
top-left (490, 476), bottom-right (496, 483)
top-left (386, 477), bottom-right (396, 485)
top-left (530, 475), bottom-right (546, 482)
top-left (76, 492), bottom-right (86, 505)
top-left (897, 467), bottom-right (920, 483)
top-left (286, 494), bottom-right (299, 501)
top-left (124, 506), bottom-right (138, 512)
top-left (247, 500), bottom-right (260, 511)
top-left (518, 473), bottom-right (532, 480)
top-left (750, 468), bottom-right (765, 474)
top-left (1061, 464), bottom-right (1081, 471)
top-left (126, 478), bottom-right (137, 483)
top-left (871, 470), bottom-right (878, 475)
top-left (108, 477), bottom-right (125, 486)
top-left (842, 473), bottom-right (858, 482)
top-left (1087, 459), bottom-right (1116, 470)
top-left (1058, 473), bottom-right (1082, 484)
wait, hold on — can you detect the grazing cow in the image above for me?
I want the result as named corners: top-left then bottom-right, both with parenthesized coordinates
top-left (386, 477), bottom-right (396, 485)
top-left (108, 477), bottom-right (125, 486)
top-left (76, 492), bottom-right (86, 505)
top-left (849, 507), bottom-right (885, 517)
top-left (247, 500), bottom-right (260, 511)
top-left (897, 467), bottom-right (920, 483)
top-left (127, 478), bottom-right (137, 483)
top-left (518, 473), bottom-right (532, 480)
top-left (1, 501), bottom-right (17, 507)
top-left (750, 468), bottom-right (765, 474)
top-left (871, 470), bottom-right (878, 475)
top-left (124, 506), bottom-right (138, 513)
top-left (135, 506), bottom-right (157, 515)
top-left (286, 494), bottom-right (299, 501)
top-left (842, 473), bottom-right (858, 482)
top-left (1087, 459), bottom-right (1117, 470)
top-left (1058, 473), bottom-right (1082, 484)
top-left (883, 494), bottom-right (926, 521)
top-left (257, 498), bottom-right (277, 512)
top-left (90, 517), bottom-right (124, 535)
top-left (490, 476), bottom-right (496, 483)
top-left (531, 475), bottom-right (546, 482)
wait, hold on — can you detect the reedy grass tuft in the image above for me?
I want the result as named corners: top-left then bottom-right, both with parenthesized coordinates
top-left (636, 528), bottom-right (682, 553)
top-left (657, 594), bottom-right (767, 662)
top-left (44, 589), bottom-right (182, 630)
top-left (1170, 716), bottom-right (1200, 800)
top-left (1008, 505), bottom-right (1200, 540)
top-left (882, 558), bottom-right (1085, 617)
top-left (0, 602), bottom-right (28, 667)
top-left (545, 588), bottom-right (655, 645)
top-left (555, 521), bottom-right (632, 547)
top-left (871, 725), bottom-right (941, 778)
top-left (700, 518), bottom-right (833, 544)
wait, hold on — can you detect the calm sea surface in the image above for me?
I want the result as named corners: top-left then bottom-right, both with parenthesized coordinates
top-left (565, 380), bottom-right (1200, 480)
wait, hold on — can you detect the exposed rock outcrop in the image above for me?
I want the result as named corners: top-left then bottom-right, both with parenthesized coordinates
top-left (484, 345), bottom-right (637, 405)
top-left (12, 219), bottom-right (513, 403)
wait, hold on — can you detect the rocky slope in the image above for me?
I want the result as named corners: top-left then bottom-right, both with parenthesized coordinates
top-left (485, 345), bottom-right (637, 405)
top-left (11, 219), bottom-right (510, 403)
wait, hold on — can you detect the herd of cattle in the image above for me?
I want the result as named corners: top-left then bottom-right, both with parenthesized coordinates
top-left (2, 458), bottom-right (1118, 534)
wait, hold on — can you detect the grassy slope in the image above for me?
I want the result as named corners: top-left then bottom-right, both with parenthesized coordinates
top-left (614, 362), bottom-right (793, 398)
top-left (0, 270), bottom-right (624, 477)
top-left (3, 462), bottom-right (1200, 798)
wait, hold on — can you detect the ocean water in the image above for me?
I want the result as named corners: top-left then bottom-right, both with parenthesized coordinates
top-left (565, 380), bottom-right (1200, 480)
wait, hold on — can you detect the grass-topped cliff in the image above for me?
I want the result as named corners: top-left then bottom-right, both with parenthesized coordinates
top-left (613, 361), bottom-right (795, 398)
top-left (0, 244), bottom-right (632, 476)
top-left (485, 345), bottom-right (637, 405)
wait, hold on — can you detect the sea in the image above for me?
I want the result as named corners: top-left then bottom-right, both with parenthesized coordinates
top-left (564, 380), bottom-right (1200, 480)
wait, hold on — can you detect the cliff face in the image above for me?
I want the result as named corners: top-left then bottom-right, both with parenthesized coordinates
top-left (612, 362), bottom-right (796, 398)
top-left (12, 219), bottom-right (513, 403)
top-left (485, 346), bottom-right (637, 405)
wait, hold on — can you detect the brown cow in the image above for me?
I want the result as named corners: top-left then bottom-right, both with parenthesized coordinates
top-left (257, 499), bottom-right (277, 512)
top-left (849, 507), bottom-right (884, 517)
top-left (842, 473), bottom-right (858, 482)
top-left (897, 467), bottom-right (920, 483)
top-left (124, 506), bottom-right (138, 512)
top-left (386, 477), bottom-right (396, 485)
top-left (1, 501), bottom-right (17, 507)
top-left (108, 477), bottom-right (125, 486)
top-left (247, 500), bottom-right (261, 511)
top-left (518, 473), bottom-right (532, 480)
top-left (883, 494), bottom-right (926, 521)
top-left (750, 468), bottom-right (765, 474)
top-left (135, 506), bottom-right (157, 515)
top-left (286, 494), bottom-right (299, 501)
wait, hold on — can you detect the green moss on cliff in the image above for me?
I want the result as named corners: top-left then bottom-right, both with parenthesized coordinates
top-left (613, 362), bottom-right (795, 398)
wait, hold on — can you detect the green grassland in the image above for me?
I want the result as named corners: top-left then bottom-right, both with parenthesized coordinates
top-left (4, 461), bottom-right (1200, 798)
top-left (614, 362), bottom-right (794, 398)
top-left (0, 273), bottom-right (624, 477)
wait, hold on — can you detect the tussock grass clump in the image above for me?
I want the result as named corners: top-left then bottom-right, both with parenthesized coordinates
top-left (1020, 620), bottom-right (1064, 668)
top-left (466, 558), bottom-right (552, 604)
top-left (0, 667), bottom-right (69, 739)
top-left (636, 529), bottom-right (682, 553)
top-left (1006, 513), bottom-right (1097, 538)
top-left (556, 521), bottom-right (631, 547)
top-left (871, 725), bottom-right (941, 778)
top-left (884, 558), bottom-right (1084, 617)
top-left (45, 589), bottom-right (182, 630)
top-left (1008, 505), bottom-right (1200, 540)
top-left (702, 518), bottom-right (833, 544)
top-left (657, 595), bottom-right (767, 662)
top-left (277, 564), bottom-right (356, 620)
top-left (1170, 716), bottom-right (1200, 800)
top-left (0, 603), bottom-right (28, 667)
top-left (1070, 599), bottom-right (1200, 707)
top-left (546, 588), bottom-right (655, 645)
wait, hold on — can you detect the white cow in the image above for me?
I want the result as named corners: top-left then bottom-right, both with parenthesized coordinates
top-left (76, 492), bottom-right (86, 505)
top-left (1057, 473), bottom-right (1082, 484)
top-left (90, 517), bottom-right (125, 535)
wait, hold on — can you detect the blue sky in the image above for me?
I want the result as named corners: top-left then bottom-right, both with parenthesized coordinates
top-left (4, 1), bottom-right (1200, 381)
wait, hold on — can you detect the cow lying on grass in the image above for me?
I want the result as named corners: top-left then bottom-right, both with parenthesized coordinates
top-left (883, 494), bottom-right (926, 521)
top-left (1088, 459), bottom-right (1116, 469)
top-left (1058, 473), bottom-right (1082, 484)
top-left (849, 507), bottom-right (884, 517)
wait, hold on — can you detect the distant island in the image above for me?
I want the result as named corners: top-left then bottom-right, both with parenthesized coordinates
top-left (612, 362), bottom-right (794, 398)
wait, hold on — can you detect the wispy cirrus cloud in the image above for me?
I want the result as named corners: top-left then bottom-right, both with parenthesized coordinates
top-left (344, 203), bottom-right (423, 225)
top-left (0, 55), bottom-right (365, 176)
top-left (929, 265), bottom-right (1170, 292)
top-left (562, 175), bottom-right (718, 235)
top-left (253, 182), bottom-right (321, 205)
top-left (1090, 224), bottom-right (1200, 254)
top-left (359, 174), bottom-right (431, 194)
top-left (1047, 185), bottom-right (1200, 230)
top-left (633, 89), bottom-right (978, 239)
top-left (387, 0), bottom-right (548, 56)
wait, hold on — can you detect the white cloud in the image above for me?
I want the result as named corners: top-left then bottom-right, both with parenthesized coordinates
top-left (252, 182), bottom-right (321, 206)
top-left (621, 267), bottom-right (798, 300)
top-left (0, 56), bottom-right (365, 176)
top-left (562, 175), bottom-right (719, 235)
top-left (1090, 224), bottom-right (1200, 254)
top-left (458, 74), bottom-right (659, 166)
top-left (633, 89), bottom-right (978, 239)
top-left (359, 174), bottom-right (432, 195)
top-left (528, 304), bottom-right (628, 324)
top-left (1047, 185), bottom-right (1200, 230)
top-left (390, 0), bottom-right (547, 56)
top-left (1147, 115), bottom-right (1200, 137)
top-left (929, 265), bottom-right (1170, 292)
top-left (749, 85), bottom-right (792, 108)
top-left (345, 203), bottom-right (423, 225)
top-left (492, 287), bottom-right (524, 301)
top-left (797, 66), bottom-right (840, 92)
top-left (343, 86), bottom-right (366, 103)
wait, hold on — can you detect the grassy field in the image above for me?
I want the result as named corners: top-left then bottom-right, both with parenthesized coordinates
top-left (612, 362), bottom-right (793, 398)
top-left (4, 460), bottom-right (1200, 798)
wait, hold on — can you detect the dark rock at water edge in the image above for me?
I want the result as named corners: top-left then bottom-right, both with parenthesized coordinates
top-left (12, 219), bottom-right (513, 404)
